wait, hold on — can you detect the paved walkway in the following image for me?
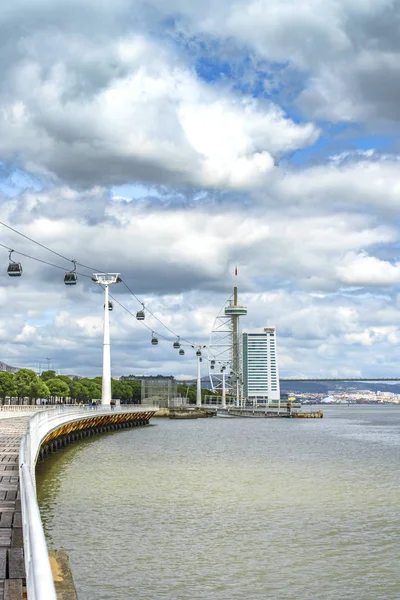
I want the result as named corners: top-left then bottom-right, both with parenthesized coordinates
top-left (0, 416), bottom-right (29, 600)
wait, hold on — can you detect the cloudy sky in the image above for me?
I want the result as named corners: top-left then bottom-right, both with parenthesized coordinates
top-left (1, 0), bottom-right (400, 380)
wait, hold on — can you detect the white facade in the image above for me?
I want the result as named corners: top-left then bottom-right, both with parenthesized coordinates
top-left (242, 327), bottom-right (280, 400)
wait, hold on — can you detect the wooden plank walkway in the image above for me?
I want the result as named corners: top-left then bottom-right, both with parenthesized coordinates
top-left (0, 417), bottom-right (29, 600)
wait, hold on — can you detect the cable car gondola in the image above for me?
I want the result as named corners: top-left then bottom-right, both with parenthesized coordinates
top-left (64, 261), bottom-right (77, 285)
top-left (211, 360), bottom-right (215, 365)
top-left (7, 250), bottom-right (22, 277)
top-left (136, 303), bottom-right (145, 320)
top-left (179, 348), bottom-right (185, 356)
top-left (196, 349), bottom-right (202, 357)
top-left (210, 365), bottom-right (214, 370)
top-left (173, 337), bottom-right (180, 349)
top-left (151, 333), bottom-right (158, 346)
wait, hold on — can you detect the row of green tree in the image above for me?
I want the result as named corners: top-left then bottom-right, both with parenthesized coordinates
top-left (0, 370), bottom-right (142, 404)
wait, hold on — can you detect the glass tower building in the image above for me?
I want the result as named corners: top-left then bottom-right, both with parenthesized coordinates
top-left (242, 327), bottom-right (280, 401)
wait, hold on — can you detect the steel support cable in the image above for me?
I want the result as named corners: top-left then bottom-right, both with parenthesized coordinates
top-left (0, 237), bottom-right (188, 341)
top-left (0, 222), bottom-right (216, 356)
top-left (1, 237), bottom-right (204, 352)
top-left (120, 279), bottom-right (197, 346)
top-left (0, 242), bottom-right (92, 277)
top-left (0, 219), bottom-right (74, 263)
top-left (0, 222), bottom-right (188, 338)
top-left (108, 290), bottom-right (212, 355)
top-left (107, 291), bottom-right (177, 343)
top-left (0, 219), bottom-right (199, 344)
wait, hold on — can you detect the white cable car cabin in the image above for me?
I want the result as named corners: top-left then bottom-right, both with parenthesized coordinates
top-left (151, 335), bottom-right (158, 345)
top-left (179, 348), bottom-right (185, 356)
top-left (173, 339), bottom-right (180, 349)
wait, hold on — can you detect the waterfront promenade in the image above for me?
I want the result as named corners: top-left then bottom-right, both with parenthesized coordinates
top-left (0, 414), bottom-right (29, 599)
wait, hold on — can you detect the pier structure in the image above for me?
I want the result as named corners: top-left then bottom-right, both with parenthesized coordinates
top-left (0, 404), bottom-right (158, 599)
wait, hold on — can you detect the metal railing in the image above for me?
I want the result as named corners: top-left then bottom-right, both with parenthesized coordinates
top-left (0, 405), bottom-right (56, 411)
top-left (19, 404), bottom-right (158, 599)
top-left (19, 436), bottom-right (57, 600)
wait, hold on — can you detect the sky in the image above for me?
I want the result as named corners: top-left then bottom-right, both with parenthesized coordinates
top-left (1, 0), bottom-right (400, 380)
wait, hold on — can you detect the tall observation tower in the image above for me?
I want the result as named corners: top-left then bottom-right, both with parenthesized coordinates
top-left (208, 268), bottom-right (247, 403)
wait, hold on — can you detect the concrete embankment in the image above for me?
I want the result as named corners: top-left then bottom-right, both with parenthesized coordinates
top-left (49, 551), bottom-right (77, 600)
top-left (155, 407), bottom-right (216, 418)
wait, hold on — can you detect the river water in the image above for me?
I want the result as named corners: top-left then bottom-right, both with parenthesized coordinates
top-left (36, 406), bottom-right (400, 600)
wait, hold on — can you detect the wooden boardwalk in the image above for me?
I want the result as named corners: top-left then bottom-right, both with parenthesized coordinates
top-left (0, 417), bottom-right (29, 600)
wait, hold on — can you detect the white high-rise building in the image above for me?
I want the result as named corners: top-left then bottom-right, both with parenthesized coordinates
top-left (242, 327), bottom-right (280, 401)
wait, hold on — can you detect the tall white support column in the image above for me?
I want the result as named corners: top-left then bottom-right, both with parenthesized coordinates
top-left (221, 371), bottom-right (226, 409)
top-left (196, 354), bottom-right (202, 408)
top-left (92, 273), bottom-right (121, 407)
top-left (101, 284), bottom-right (111, 405)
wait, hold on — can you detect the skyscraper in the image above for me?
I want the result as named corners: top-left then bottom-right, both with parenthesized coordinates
top-left (242, 327), bottom-right (280, 401)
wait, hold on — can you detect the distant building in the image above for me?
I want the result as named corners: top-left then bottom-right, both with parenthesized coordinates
top-left (242, 327), bottom-right (280, 401)
top-left (120, 374), bottom-right (177, 408)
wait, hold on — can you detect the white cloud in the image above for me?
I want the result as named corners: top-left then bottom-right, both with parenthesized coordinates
top-left (0, 31), bottom-right (318, 190)
top-left (336, 252), bottom-right (400, 287)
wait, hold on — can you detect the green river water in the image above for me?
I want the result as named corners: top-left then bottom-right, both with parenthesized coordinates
top-left (36, 405), bottom-right (400, 600)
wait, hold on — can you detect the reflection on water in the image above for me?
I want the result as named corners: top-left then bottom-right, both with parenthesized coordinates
top-left (36, 406), bottom-right (400, 600)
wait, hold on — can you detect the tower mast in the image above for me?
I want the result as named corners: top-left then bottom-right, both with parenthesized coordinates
top-left (224, 267), bottom-right (247, 405)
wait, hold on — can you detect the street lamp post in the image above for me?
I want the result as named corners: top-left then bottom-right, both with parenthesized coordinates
top-left (92, 273), bottom-right (121, 406)
top-left (46, 358), bottom-right (51, 372)
top-left (193, 345), bottom-right (206, 408)
top-left (221, 367), bottom-right (226, 409)
top-left (196, 353), bottom-right (202, 408)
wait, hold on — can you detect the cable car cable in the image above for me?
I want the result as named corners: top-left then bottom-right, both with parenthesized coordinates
top-left (0, 224), bottom-right (214, 354)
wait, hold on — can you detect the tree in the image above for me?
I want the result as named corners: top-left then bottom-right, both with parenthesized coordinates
top-left (177, 383), bottom-right (196, 404)
top-left (111, 379), bottom-right (123, 400)
top-left (40, 370), bottom-right (57, 382)
top-left (79, 379), bottom-right (101, 402)
top-left (69, 380), bottom-right (84, 402)
top-left (112, 380), bottom-right (136, 402)
top-left (122, 379), bottom-right (141, 403)
top-left (15, 369), bottom-right (38, 402)
top-left (0, 372), bottom-right (17, 404)
top-left (46, 378), bottom-right (70, 401)
top-left (29, 379), bottom-right (50, 403)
